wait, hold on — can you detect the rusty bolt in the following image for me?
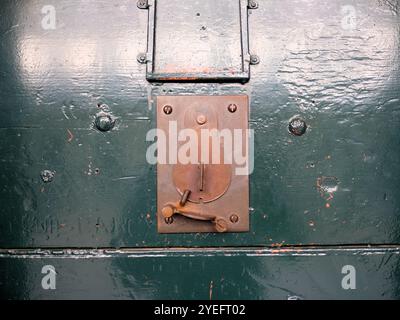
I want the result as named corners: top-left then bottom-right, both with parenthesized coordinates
top-left (215, 218), bottom-right (228, 233)
top-left (230, 214), bottom-right (239, 224)
top-left (289, 117), bottom-right (307, 136)
top-left (196, 114), bottom-right (207, 125)
top-left (163, 105), bottom-right (173, 115)
top-left (228, 104), bottom-right (238, 113)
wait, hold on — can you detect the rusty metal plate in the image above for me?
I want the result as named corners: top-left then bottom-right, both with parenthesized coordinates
top-left (157, 95), bottom-right (249, 233)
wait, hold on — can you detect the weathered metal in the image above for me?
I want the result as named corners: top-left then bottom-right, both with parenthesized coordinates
top-left (157, 96), bottom-right (249, 233)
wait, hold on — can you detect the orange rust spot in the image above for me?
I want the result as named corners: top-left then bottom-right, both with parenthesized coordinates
top-left (158, 76), bottom-right (200, 81)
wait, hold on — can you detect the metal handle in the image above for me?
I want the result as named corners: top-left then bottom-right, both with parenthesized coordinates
top-left (162, 189), bottom-right (228, 233)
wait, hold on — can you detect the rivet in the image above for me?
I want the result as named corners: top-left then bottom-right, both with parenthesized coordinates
top-left (137, 53), bottom-right (147, 64)
top-left (196, 114), bottom-right (207, 125)
top-left (163, 105), bottom-right (173, 115)
top-left (41, 170), bottom-right (55, 183)
top-left (95, 113), bottom-right (115, 132)
top-left (248, 0), bottom-right (259, 9)
top-left (137, 0), bottom-right (149, 9)
top-left (288, 117), bottom-right (307, 136)
top-left (228, 104), bottom-right (238, 113)
top-left (230, 214), bottom-right (239, 223)
top-left (250, 54), bottom-right (260, 65)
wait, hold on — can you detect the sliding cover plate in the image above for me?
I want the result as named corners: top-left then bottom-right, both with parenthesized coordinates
top-left (157, 95), bottom-right (249, 233)
top-left (144, 0), bottom-right (251, 82)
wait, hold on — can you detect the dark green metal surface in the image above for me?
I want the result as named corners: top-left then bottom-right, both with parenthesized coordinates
top-left (1, 247), bottom-right (400, 300)
top-left (0, 0), bottom-right (400, 299)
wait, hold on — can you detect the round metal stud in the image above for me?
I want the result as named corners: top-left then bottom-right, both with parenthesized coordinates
top-left (250, 54), bottom-right (260, 65)
top-left (288, 117), bottom-right (307, 136)
top-left (41, 170), bottom-right (55, 183)
top-left (137, 53), bottom-right (147, 64)
top-left (95, 114), bottom-right (115, 132)
top-left (248, 0), bottom-right (259, 9)
top-left (228, 104), bottom-right (238, 113)
top-left (163, 105), bottom-right (173, 115)
top-left (230, 214), bottom-right (239, 224)
top-left (196, 114), bottom-right (207, 125)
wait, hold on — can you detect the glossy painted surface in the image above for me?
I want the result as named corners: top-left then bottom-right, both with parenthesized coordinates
top-left (1, 0), bottom-right (399, 248)
top-left (0, 0), bottom-right (400, 299)
top-left (1, 247), bottom-right (400, 299)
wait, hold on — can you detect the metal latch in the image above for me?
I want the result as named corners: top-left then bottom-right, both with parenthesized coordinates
top-left (156, 96), bottom-right (249, 233)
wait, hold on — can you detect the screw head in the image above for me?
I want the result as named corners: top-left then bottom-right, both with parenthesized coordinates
top-left (137, 53), bottom-right (147, 64)
top-left (228, 104), bottom-right (238, 113)
top-left (289, 117), bottom-right (307, 136)
top-left (250, 54), bottom-right (260, 65)
top-left (196, 114), bottom-right (207, 125)
top-left (95, 113), bottom-right (115, 132)
top-left (137, 0), bottom-right (148, 9)
top-left (248, 0), bottom-right (259, 9)
top-left (163, 105), bottom-right (173, 115)
top-left (230, 214), bottom-right (239, 224)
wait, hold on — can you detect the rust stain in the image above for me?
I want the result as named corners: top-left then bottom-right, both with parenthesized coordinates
top-left (158, 76), bottom-right (200, 81)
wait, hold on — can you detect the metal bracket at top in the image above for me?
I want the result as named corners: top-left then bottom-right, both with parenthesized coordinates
top-left (138, 0), bottom-right (259, 83)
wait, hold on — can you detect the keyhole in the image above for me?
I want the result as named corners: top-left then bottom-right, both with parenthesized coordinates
top-left (199, 163), bottom-right (205, 192)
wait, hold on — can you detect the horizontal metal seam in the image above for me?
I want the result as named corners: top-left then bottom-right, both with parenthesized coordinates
top-left (1, 245), bottom-right (400, 258)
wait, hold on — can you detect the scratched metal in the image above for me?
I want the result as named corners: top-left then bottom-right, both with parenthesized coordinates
top-left (0, 0), bottom-right (399, 249)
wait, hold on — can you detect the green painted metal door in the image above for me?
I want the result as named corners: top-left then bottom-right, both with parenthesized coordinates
top-left (1, 0), bottom-right (400, 299)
